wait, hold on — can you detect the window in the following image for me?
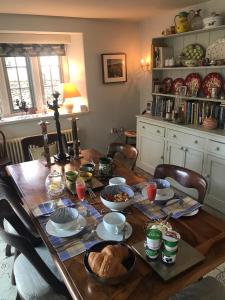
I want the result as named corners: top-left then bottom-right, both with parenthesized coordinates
top-left (2, 57), bottom-right (34, 111)
top-left (39, 56), bottom-right (62, 103)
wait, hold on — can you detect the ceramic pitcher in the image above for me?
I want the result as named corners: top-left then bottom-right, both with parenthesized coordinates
top-left (174, 11), bottom-right (190, 33)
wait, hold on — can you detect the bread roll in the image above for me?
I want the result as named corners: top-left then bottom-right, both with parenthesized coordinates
top-left (101, 244), bottom-right (129, 262)
top-left (98, 254), bottom-right (127, 278)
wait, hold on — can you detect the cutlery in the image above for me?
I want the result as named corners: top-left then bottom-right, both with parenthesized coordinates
top-left (87, 186), bottom-right (96, 199)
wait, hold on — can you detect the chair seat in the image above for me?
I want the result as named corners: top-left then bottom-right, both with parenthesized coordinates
top-left (14, 245), bottom-right (66, 300)
top-left (170, 276), bottom-right (225, 300)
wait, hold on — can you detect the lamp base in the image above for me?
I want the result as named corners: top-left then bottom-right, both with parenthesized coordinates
top-left (54, 152), bottom-right (70, 162)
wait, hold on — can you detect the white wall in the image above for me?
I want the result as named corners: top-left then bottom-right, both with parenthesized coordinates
top-left (139, 0), bottom-right (225, 112)
top-left (0, 14), bottom-right (141, 153)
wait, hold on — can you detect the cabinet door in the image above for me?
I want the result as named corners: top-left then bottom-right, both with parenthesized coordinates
top-left (167, 142), bottom-right (185, 167)
top-left (204, 155), bottom-right (225, 214)
top-left (184, 148), bottom-right (204, 174)
top-left (138, 133), bottom-right (164, 174)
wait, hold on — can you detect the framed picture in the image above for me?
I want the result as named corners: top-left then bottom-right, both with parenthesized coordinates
top-left (179, 85), bottom-right (187, 96)
top-left (101, 53), bottom-right (127, 84)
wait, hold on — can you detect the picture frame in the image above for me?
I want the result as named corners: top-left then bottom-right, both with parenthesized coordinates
top-left (101, 53), bottom-right (127, 84)
top-left (179, 85), bottom-right (187, 96)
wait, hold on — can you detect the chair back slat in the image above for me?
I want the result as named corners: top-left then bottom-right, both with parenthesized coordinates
top-left (154, 164), bottom-right (207, 203)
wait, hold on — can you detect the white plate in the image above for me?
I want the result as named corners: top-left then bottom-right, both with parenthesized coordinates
top-left (182, 208), bottom-right (199, 217)
top-left (142, 187), bottom-right (174, 202)
top-left (46, 214), bottom-right (87, 237)
top-left (96, 222), bottom-right (132, 241)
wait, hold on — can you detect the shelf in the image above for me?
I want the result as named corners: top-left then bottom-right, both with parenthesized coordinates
top-left (152, 93), bottom-right (225, 104)
top-left (152, 65), bottom-right (225, 71)
top-left (152, 24), bottom-right (225, 40)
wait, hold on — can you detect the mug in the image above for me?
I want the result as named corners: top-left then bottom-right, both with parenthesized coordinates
top-left (99, 157), bottom-right (113, 177)
top-left (103, 212), bottom-right (126, 235)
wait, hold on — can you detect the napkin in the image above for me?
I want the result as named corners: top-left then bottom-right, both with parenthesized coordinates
top-left (32, 198), bottom-right (75, 217)
top-left (162, 196), bottom-right (202, 219)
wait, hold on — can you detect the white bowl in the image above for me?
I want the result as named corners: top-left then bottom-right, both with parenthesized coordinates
top-left (109, 177), bottom-right (126, 186)
top-left (50, 207), bottom-right (79, 230)
top-left (100, 184), bottom-right (134, 211)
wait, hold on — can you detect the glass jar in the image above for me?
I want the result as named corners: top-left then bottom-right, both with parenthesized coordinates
top-left (99, 157), bottom-right (113, 177)
top-left (45, 170), bottom-right (65, 199)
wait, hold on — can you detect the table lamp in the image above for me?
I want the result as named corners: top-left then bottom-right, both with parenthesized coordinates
top-left (62, 82), bottom-right (82, 160)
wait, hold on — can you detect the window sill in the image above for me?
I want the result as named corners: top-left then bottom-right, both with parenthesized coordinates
top-left (0, 110), bottom-right (89, 126)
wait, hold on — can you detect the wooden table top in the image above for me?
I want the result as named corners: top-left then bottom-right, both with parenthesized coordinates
top-left (6, 149), bottom-right (225, 300)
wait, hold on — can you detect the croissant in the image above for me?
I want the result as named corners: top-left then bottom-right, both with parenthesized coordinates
top-left (88, 252), bottom-right (104, 274)
top-left (101, 244), bottom-right (129, 262)
top-left (98, 254), bottom-right (127, 278)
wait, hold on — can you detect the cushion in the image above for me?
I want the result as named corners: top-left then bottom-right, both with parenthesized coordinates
top-left (169, 276), bottom-right (225, 300)
top-left (29, 143), bottom-right (57, 161)
top-left (14, 245), bottom-right (66, 300)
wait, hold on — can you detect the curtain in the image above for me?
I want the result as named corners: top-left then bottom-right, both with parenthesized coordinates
top-left (0, 44), bottom-right (65, 57)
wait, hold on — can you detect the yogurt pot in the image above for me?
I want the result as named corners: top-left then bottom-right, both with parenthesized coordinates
top-left (146, 227), bottom-right (162, 250)
top-left (162, 248), bottom-right (178, 264)
top-left (163, 230), bottom-right (181, 252)
top-left (144, 242), bottom-right (159, 259)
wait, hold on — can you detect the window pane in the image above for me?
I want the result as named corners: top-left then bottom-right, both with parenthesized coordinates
top-left (39, 55), bottom-right (62, 102)
top-left (3, 57), bottom-right (34, 112)
top-left (7, 68), bottom-right (18, 82)
top-left (15, 57), bottom-right (26, 67)
top-left (5, 57), bottom-right (16, 67)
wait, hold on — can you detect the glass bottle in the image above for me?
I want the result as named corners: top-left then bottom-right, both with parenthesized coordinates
top-left (45, 170), bottom-right (65, 199)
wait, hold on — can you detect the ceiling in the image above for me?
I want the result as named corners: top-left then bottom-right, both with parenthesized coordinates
top-left (0, 0), bottom-right (209, 21)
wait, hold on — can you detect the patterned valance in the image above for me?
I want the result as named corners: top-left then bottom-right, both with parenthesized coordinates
top-left (0, 44), bottom-right (65, 57)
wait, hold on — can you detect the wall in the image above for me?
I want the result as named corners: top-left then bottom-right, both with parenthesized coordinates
top-left (139, 0), bottom-right (225, 112)
top-left (0, 14), bottom-right (141, 153)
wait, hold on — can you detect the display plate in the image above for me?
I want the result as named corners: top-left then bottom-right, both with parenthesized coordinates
top-left (202, 72), bottom-right (223, 97)
top-left (172, 78), bottom-right (184, 94)
top-left (184, 73), bottom-right (202, 95)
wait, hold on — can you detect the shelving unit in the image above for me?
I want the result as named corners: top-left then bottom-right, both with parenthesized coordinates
top-left (152, 93), bottom-right (225, 104)
top-left (151, 24), bottom-right (225, 127)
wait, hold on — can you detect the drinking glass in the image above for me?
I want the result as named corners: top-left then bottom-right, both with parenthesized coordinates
top-left (76, 177), bottom-right (86, 201)
top-left (146, 181), bottom-right (157, 202)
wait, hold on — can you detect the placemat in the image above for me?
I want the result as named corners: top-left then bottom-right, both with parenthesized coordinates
top-left (36, 199), bottom-right (103, 262)
top-left (132, 239), bottom-right (205, 281)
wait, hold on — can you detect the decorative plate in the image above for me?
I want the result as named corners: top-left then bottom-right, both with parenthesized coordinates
top-left (172, 78), bottom-right (184, 94)
top-left (184, 73), bottom-right (202, 96)
top-left (206, 38), bottom-right (225, 60)
top-left (162, 78), bottom-right (173, 94)
top-left (202, 72), bottom-right (223, 97)
top-left (181, 44), bottom-right (205, 60)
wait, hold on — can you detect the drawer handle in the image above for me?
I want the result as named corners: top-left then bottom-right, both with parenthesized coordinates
top-left (173, 134), bottom-right (177, 138)
top-left (160, 156), bottom-right (164, 160)
top-left (142, 126), bottom-right (145, 129)
top-left (194, 140), bottom-right (198, 144)
top-left (180, 146), bottom-right (184, 150)
top-left (205, 174), bottom-right (210, 179)
top-left (156, 130), bottom-right (160, 133)
top-left (216, 147), bottom-right (220, 151)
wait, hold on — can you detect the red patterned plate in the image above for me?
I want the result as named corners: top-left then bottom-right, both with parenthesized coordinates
top-left (162, 77), bottom-right (173, 94)
top-left (184, 73), bottom-right (201, 96)
top-left (172, 78), bottom-right (184, 94)
top-left (202, 72), bottom-right (223, 97)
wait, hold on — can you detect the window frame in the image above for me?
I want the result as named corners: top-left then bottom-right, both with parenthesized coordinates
top-left (2, 56), bottom-right (35, 113)
top-left (38, 55), bottom-right (64, 105)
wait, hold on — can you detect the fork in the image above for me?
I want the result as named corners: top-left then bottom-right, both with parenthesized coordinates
top-left (86, 184), bottom-right (96, 199)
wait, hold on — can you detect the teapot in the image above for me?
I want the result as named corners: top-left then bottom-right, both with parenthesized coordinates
top-left (174, 11), bottom-right (190, 33)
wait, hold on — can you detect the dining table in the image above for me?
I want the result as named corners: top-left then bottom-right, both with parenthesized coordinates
top-left (6, 148), bottom-right (225, 300)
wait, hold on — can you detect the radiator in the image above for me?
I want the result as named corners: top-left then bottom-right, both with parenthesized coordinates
top-left (6, 129), bottom-right (73, 164)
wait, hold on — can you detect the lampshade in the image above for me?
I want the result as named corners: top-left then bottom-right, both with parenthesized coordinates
top-left (62, 82), bottom-right (81, 99)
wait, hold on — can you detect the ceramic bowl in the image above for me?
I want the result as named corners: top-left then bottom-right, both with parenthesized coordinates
top-left (79, 171), bottom-right (93, 182)
top-left (100, 184), bottom-right (134, 211)
top-left (50, 207), bottom-right (79, 230)
top-left (65, 170), bottom-right (78, 182)
top-left (109, 177), bottom-right (126, 186)
top-left (79, 163), bottom-right (95, 173)
top-left (83, 240), bottom-right (136, 285)
top-left (153, 179), bottom-right (171, 197)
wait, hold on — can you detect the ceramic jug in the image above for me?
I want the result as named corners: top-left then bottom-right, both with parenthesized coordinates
top-left (174, 11), bottom-right (190, 33)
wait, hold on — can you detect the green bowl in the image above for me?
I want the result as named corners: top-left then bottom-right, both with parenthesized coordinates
top-left (65, 170), bottom-right (78, 182)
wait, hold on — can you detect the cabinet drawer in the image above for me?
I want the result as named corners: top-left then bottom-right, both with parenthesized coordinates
top-left (208, 140), bottom-right (225, 157)
top-left (168, 129), bottom-right (205, 150)
top-left (138, 122), bottom-right (165, 137)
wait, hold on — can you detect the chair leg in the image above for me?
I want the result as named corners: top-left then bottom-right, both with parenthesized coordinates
top-left (11, 249), bottom-right (20, 286)
top-left (5, 244), bottom-right (12, 257)
top-left (16, 292), bottom-right (22, 300)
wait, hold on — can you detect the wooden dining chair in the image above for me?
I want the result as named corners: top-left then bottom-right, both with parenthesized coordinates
top-left (21, 133), bottom-right (68, 162)
top-left (107, 143), bottom-right (138, 170)
top-left (0, 130), bottom-right (11, 176)
top-left (154, 164), bottom-right (208, 203)
top-left (0, 199), bottom-right (70, 300)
